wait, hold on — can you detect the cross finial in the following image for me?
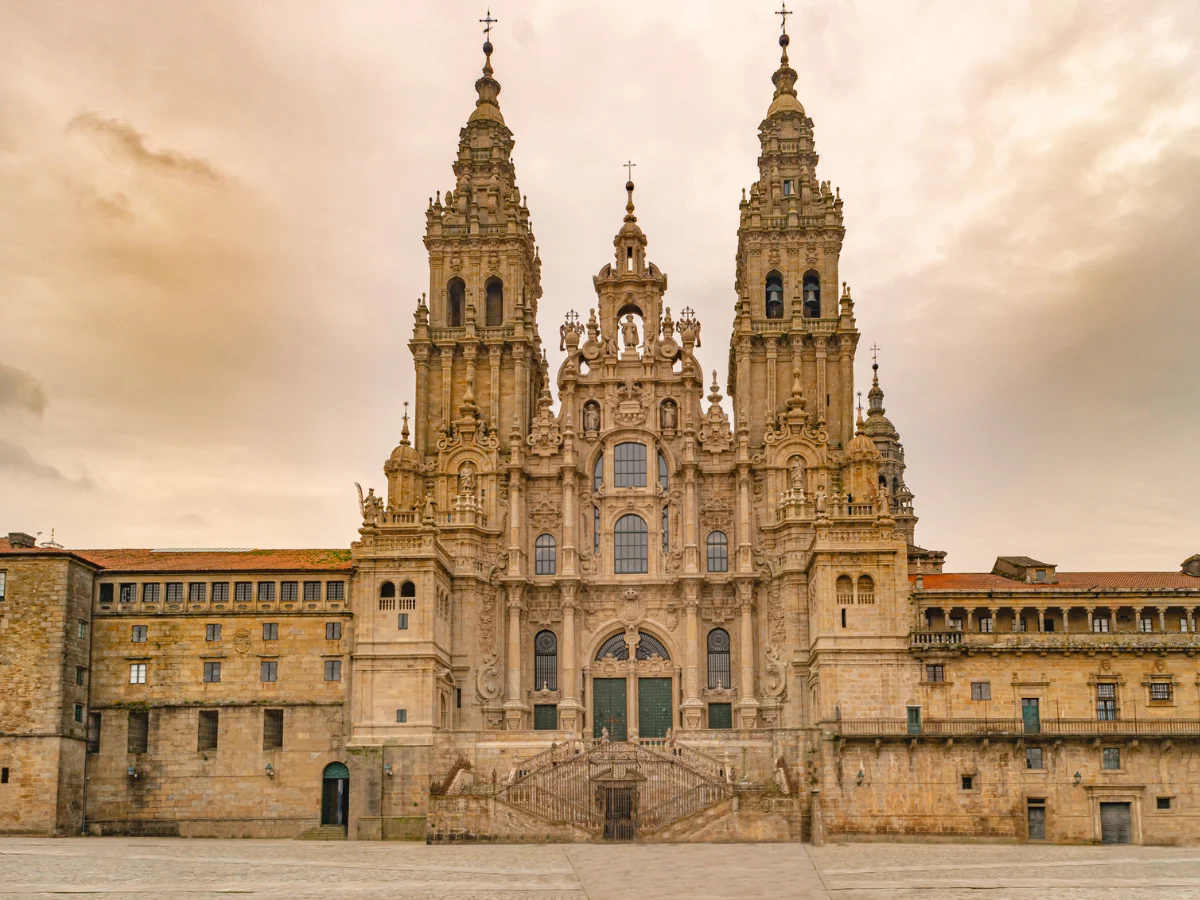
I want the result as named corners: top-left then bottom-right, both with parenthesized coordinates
top-left (624, 159), bottom-right (637, 182)
top-left (776, 2), bottom-right (791, 34)
top-left (870, 343), bottom-right (880, 365)
top-left (480, 8), bottom-right (498, 39)
top-left (857, 391), bottom-right (863, 416)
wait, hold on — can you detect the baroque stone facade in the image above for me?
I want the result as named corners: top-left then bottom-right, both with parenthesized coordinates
top-left (2, 25), bottom-right (1199, 845)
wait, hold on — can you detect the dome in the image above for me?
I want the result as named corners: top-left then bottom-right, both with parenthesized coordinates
top-left (846, 415), bottom-right (882, 460)
top-left (389, 441), bottom-right (421, 469)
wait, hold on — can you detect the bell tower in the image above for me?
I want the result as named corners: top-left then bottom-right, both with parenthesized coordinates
top-left (728, 22), bottom-right (858, 450)
top-left (411, 34), bottom-right (545, 459)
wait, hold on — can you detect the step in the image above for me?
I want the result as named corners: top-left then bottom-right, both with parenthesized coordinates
top-left (297, 825), bottom-right (348, 840)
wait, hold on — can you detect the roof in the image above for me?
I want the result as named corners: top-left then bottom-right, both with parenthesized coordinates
top-left (995, 556), bottom-right (1052, 568)
top-left (0, 541), bottom-right (351, 573)
top-left (912, 572), bottom-right (1200, 592)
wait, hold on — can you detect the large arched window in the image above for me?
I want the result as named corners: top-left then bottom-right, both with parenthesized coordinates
top-left (766, 272), bottom-right (784, 319)
top-left (707, 531), bottom-right (728, 573)
top-left (400, 581), bottom-right (415, 598)
top-left (836, 574), bottom-right (854, 604)
top-left (447, 277), bottom-right (465, 327)
top-left (593, 453), bottom-right (604, 492)
top-left (534, 630), bottom-right (557, 691)
top-left (596, 630), bottom-right (670, 661)
top-left (707, 628), bottom-right (731, 689)
top-left (803, 271), bottom-right (821, 318)
top-left (857, 574), bottom-right (875, 604)
top-left (614, 514), bottom-right (648, 574)
top-left (614, 442), bottom-right (647, 487)
top-left (379, 581), bottom-right (396, 611)
top-left (485, 277), bottom-right (503, 326)
top-left (535, 534), bottom-right (556, 575)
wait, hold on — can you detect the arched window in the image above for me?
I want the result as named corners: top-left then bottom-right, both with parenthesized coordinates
top-left (879, 473), bottom-right (887, 488)
top-left (439, 694), bottom-right (448, 728)
top-left (803, 271), bottom-right (821, 318)
top-left (485, 277), bottom-right (503, 326)
top-left (707, 628), bottom-right (731, 689)
top-left (707, 531), bottom-right (729, 573)
top-left (400, 581), bottom-right (415, 598)
top-left (662, 506), bottom-right (669, 554)
top-left (447, 277), bottom-right (465, 327)
top-left (857, 574), bottom-right (875, 604)
top-left (593, 453), bottom-right (604, 492)
top-left (593, 505), bottom-right (600, 555)
top-left (836, 574), bottom-right (853, 604)
top-left (766, 272), bottom-right (784, 319)
top-left (535, 534), bottom-right (556, 575)
top-left (534, 630), bottom-right (558, 690)
top-left (596, 632), bottom-right (629, 660)
top-left (596, 630), bottom-right (671, 661)
top-left (614, 442), bottom-right (647, 487)
top-left (379, 581), bottom-right (396, 611)
top-left (658, 451), bottom-right (669, 490)
top-left (892, 476), bottom-right (900, 495)
top-left (614, 514), bottom-right (648, 574)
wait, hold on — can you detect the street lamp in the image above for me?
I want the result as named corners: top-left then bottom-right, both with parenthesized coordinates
top-left (856, 769), bottom-right (864, 786)
top-left (265, 763), bottom-right (274, 778)
top-left (1073, 771), bottom-right (1082, 786)
top-left (384, 763), bottom-right (393, 776)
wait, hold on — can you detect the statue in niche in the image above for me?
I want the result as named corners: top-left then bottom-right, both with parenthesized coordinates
top-left (621, 314), bottom-right (640, 350)
top-left (458, 462), bottom-right (476, 496)
top-left (660, 399), bottom-right (677, 430)
top-left (790, 457), bottom-right (805, 496)
top-left (583, 402), bottom-right (601, 434)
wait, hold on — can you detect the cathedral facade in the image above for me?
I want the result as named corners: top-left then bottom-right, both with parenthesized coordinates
top-left (3, 25), bottom-right (1200, 846)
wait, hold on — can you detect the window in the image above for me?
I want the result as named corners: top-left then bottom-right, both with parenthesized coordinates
top-left (235, 582), bottom-right (252, 603)
top-left (765, 272), bottom-right (784, 319)
top-left (1093, 616), bottom-right (1110, 633)
top-left (708, 703), bottom-right (733, 730)
top-left (1102, 747), bottom-right (1121, 770)
top-left (205, 623), bottom-right (222, 642)
top-left (706, 531), bottom-right (729, 573)
top-left (188, 583), bottom-right (206, 603)
top-left (979, 616), bottom-right (993, 634)
top-left (396, 708), bottom-right (407, 723)
top-left (76, 666), bottom-right (86, 686)
top-left (257, 582), bottom-right (276, 603)
top-left (99, 583), bottom-right (113, 604)
top-left (1097, 683), bottom-right (1117, 720)
top-left (203, 662), bottom-right (222, 683)
top-left (281, 581), bottom-right (299, 603)
top-left (198, 710), bottom-right (219, 751)
top-left (1013, 617), bottom-right (1027, 632)
top-left (534, 630), bottom-right (558, 691)
top-left (447, 277), bottom-right (465, 327)
top-left (1157, 797), bottom-right (1172, 811)
top-left (119, 583), bottom-right (136, 603)
top-left (129, 663), bottom-right (146, 685)
top-left (77, 619), bottom-right (87, 639)
top-left (379, 581), bottom-right (396, 610)
top-left (127, 710), bottom-right (148, 754)
top-left (614, 442), bottom-right (647, 487)
top-left (662, 507), bottom-right (669, 554)
top-left (614, 514), bottom-right (648, 574)
top-left (535, 534), bottom-right (557, 575)
top-left (1025, 747), bottom-right (1044, 770)
top-left (1035, 569), bottom-right (1047, 582)
top-left (0, 572), bottom-right (5, 601)
top-left (961, 775), bottom-right (974, 791)
top-left (533, 704), bottom-right (558, 730)
top-left (165, 582), bottom-right (183, 603)
top-left (593, 506), bottom-right (600, 555)
top-left (836, 575), bottom-right (853, 604)
top-left (856, 575), bottom-right (875, 604)
top-left (400, 581), bottom-right (416, 600)
top-left (326, 621), bottom-right (342, 640)
top-left (398, 613), bottom-right (409, 629)
top-left (485, 277), bottom-right (503, 325)
top-left (324, 660), bottom-right (342, 681)
top-left (783, 179), bottom-right (794, 196)
top-left (707, 628), bottom-right (731, 689)
top-left (1182, 618), bottom-right (1192, 633)
top-left (1150, 682), bottom-right (1172, 702)
top-left (658, 451), bottom-right (669, 489)
top-left (142, 583), bottom-right (160, 603)
top-left (74, 703), bottom-right (84, 723)
top-left (970, 681), bottom-right (991, 701)
top-left (131, 625), bottom-right (147, 643)
top-left (1137, 616), bottom-right (1154, 632)
top-left (327, 581), bottom-right (345, 602)
top-left (594, 454), bottom-right (604, 491)
top-left (948, 617), bottom-right (962, 631)
top-left (304, 581), bottom-right (321, 602)
top-left (87, 712), bottom-right (101, 754)
top-left (925, 664), bottom-right (945, 683)
top-left (260, 661), bottom-right (277, 683)
top-left (802, 271), bottom-right (820, 318)
top-left (841, 608), bottom-right (847, 628)
top-left (263, 709), bottom-right (284, 750)
top-left (263, 622), bottom-right (278, 641)
top-left (211, 582), bottom-right (229, 603)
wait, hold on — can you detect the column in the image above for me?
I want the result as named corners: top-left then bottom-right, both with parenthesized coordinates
top-left (838, 335), bottom-right (854, 446)
top-left (440, 350), bottom-right (453, 430)
top-left (1188, 608), bottom-right (1195, 633)
top-left (1086, 607), bottom-right (1094, 632)
top-left (625, 628), bottom-right (640, 741)
top-left (559, 583), bottom-right (582, 732)
top-left (1158, 606), bottom-right (1166, 633)
top-left (815, 336), bottom-right (828, 424)
top-left (683, 466), bottom-right (699, 574)
top-left (562, 469), bottom-right (577, 576)
top-left (736, 465), bottom-right (752, 572)
top-left (681, 582), bottom-right (703, 729)
top-left (503, 584), bottom-right (526, 730)
top-left (514, 353), bottom-right (529, 439)
top-left (965, 609), bottom-right (974, 633)
top-left (1037, 609), bottom-right (1045, 633)
top-left (1109, 606), bottom-right (1119, 632)
top-left (414, 347), bottom-right (430, 453)
top-left (765, 337), bottom-right (778, 417)
top-left (734, 580), bottom-right (759, 727)
top-left (488, 344), bottom-right (501, 428)
top-left (1062, 606), bottom-right (1070, 634)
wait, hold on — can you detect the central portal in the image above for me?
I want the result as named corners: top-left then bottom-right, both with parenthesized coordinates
top-left (638, 677), bottom-right (672, 738)
top-left (593, 678), bottom-right (627, 740)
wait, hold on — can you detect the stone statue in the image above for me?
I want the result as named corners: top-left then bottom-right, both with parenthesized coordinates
top-left (790, 457), bottom-right (805, 494)
top-left (601, 726), bottom-right (609, 744)
top-left (459, 462), bottom-right (476, 496)
top-left (359, 487), bottom-right (383, 527)
top-left (660, 400), bottom-right (677, 430)
top-left (693, 318), bottom-right (702, 347)
top-left (423, 495), bottom-right (436, 524)
top-left (583, 402), bottom-right (600, 433)
top-left (815, 486), bottom-right (828, 516)
top-left (559, 321), bottom-right (567, 351)
top-left (621, 313), bottom-right (639, 350)
top-left (875, 485), bottom-right (890, 515)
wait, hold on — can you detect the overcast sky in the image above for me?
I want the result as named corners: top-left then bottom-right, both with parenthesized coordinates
top-left (1, 1), bottom-right (1198, 571)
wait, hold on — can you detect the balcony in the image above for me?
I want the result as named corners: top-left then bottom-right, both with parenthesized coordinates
top-left (827, 717), bottom-right (1200, 739)
top-left (910, 630), bottom-right (1200, 652)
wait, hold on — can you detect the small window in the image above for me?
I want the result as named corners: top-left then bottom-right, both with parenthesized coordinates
top-left (77, 619), bottom-right (87, 639)
top-left (841, 608), bottom-right (847, 628)
top-left (211, 582), bottom-right (229, 603)
top-left (324, 660), bottom-right (342, 682)
top-left (534, 704), bottom-right (558, 731)
top-left (662, 507), bottom-right (669, 554)
top-left (119, 583), bottom-right (136, 603)
top-left (594, 453), bottom-right (604, 491)
top-left (970, 681), bottom-right (991, 701)
top-left (961, 775), bottom-right (974, 791)
top-left (131, 625), bottom-right (147, 643)
top-left (1139, 617), bottom-right (1153, 633)
top-left (1150, 682), bottom-right (1172, 702)
top-left (165, 582), bottom-right (183, 603)
top-left (379, 581), bottom-right (396, 611)
top-left (926, 664), bottom-right (945, 683)
top-left (400, 581), bottom-right (416, 599)
top-left (708, 703), bottom-right (733, 730)
top-left (1181, 618), bottom-right (1191, 633)
top-left (614, 442), bottom-right (648, 488)
top-left (75, 666), bottom-right (86, 686)
top-left (0, 768), bottom-right (7, 784)
top-left (1092, 616), bottom-right (1110, 633)
top-left (1157, 797), bottom-right (1172, 811)
top-left (263, 709), bottom-right (284, 750)
top-left (534, 630), bottom-right (558, 691)
top-left (203, 661), bottom-right (222, 683)
top-left (802, 271), bottom-right (821, 318)
top-left (100, 583), bottom-right (113, 604)
top-left (658, 451), bottom-right (669, 489)
top-left (304, 581), bottom-right (321, 602)
top-left (396, 708), bottom-right (408, 723)
top-left (535, 534), bottom-right (557, 575)
top-left (979, 616), bottom-right (993, 633)
top-left (948, 617), bottom-right (962, 631)
top-left (142, 583), bottom-right (160, 603)
top-left (260, 661), bottom-right (277, 683)
top-left (205, 624), bottom-right (222, 642)
top-left (1025, 747), bottom-right (1044, 770)
top-left (326, 621), bottom-right (342, 640)
top-left (1097, 683), bottom-right (1117, 721)
top-left (280, 582), bottom-right (299, 603)
top-left (74, 703), bottom-right (84, 723)
top-left (188, 583), bottom-right (206, 603)
top-left (235, 582), bottom-right (252, 603)
top-left (856, 575), bottom-right (875, 604)
top-left (485, 277), bottom-right (503, 326)
top-left (707, 629), bottom-right (731, 689)
top-left (1102, 747), bottom-right (1121, 770)
top-left (765, 272), bottom-right (784, 319)
top-left (127, 710), bottom-right (148, 754)
top-left (197, 710), bottom-right (219, 751)
top-left (398, 613), bottom-right (409, 630)
top-left (257, 582), bottom-right (276, 603)
top-left (1035, 569), bottom-right (1047, 582)
top-left (706, 531), bottom-right (728, 573)
top-left (129, 663), bottom-right (147, 685)
top-left (456, 687), bottom-right (462, 709)
top-left (0, 571), bottom-right (5, 601)
top-left (614, 514), bottom-right (648, 574)
top-left (87, 712), bottom-right (101, 753)
top-left (263, 622), bottom-right (278, 641)
top-left (447, 277), bottom-right (465, 327)
top-left (783, 179), bottom-right (794, 196)
top-left (327, 581), bottom-right (345, 602)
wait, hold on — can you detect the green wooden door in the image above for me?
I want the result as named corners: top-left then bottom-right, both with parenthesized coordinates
top-left (638, 678), bottom-right (673, 739)
top-left (906, 706), bottom-right (922, 735)
top-left (593, 678), bottom-right (627, 740)
top-left (1022, 698), bottom-right (1041, 734)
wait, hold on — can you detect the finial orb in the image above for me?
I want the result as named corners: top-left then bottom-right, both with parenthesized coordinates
top-left (483, 40), bottom-right (493, 55)
top-left (779, 33), bottom-right (790, 48)
top-left (625, 180), bottom-right (635, 192)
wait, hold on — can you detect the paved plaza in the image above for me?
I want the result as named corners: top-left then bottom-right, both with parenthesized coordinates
top-left (3, 838), bottom-right (1200, 898)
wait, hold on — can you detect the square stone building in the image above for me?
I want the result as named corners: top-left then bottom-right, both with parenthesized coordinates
top-left (3, 25), bottom-right (1199, 846)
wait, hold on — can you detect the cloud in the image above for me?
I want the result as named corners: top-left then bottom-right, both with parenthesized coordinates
top-left (68, 111), bottom-right (226, 184)
top-left (0, 362), bottom-right (47, 417)
top-left (0, 439), bottom-right (92, 488)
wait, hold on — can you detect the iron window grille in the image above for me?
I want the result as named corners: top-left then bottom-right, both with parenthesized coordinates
top-left (119, 583), bottom-right (136, 603)
top-left (304, 581), bottom-right (321, 602)
top-left (613, 442), bottom-right (647, 487)
top-left (165, 583), bottom-right (183, 603)
top-left (534, 630), bottom-right (558, 691)
top-left (1097, 683), bottom-right (1117, 720)
top-left (235, 582), bottom-right (252, 603)
top-left (280, 582), bottom-right (299, 603)
top-left (197, 711), bottom-right (218, 751)
top-left (211, 582), bottom-right (229, 603)
top-left (1150, 682), bottom-right (1172, 702)
top-left (707, 628), bottom-right (731, 689)
top-left (327, 581), bottom-right (345, 601)
top-left (257, 582), bottom-right (276, 602)
top-left (188, 583), bottom-right (206, 603)
top-left (614, 514), bottom-right (648, 574)
top-left (142, 583), bottom-right (160, 603)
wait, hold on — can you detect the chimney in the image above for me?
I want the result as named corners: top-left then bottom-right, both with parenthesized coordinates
top-left (6, 532), bottom-right (36, 549)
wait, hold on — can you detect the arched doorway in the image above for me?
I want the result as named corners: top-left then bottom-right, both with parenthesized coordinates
top-left (591, 631), bottom-right (674, 740)
top-left (321, 762), bottom-right (350, 829)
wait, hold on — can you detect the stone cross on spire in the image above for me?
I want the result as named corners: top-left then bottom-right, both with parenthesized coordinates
top-left (776, 2), bottom-right (791, 34)
top-left (479, 8), bottom-right (498, 40)
top-left (624, 159), bottom-right (637, 182)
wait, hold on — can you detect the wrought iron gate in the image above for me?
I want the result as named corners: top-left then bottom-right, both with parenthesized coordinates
top-left (603, 787), bottom-right (635, 840)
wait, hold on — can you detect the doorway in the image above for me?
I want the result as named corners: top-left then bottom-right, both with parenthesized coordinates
top-left (1100, 802), bottom-right (1132, 844)
top-left (603, 786), bottom-right (635, 841)
top-left (637, 678), bottom-right (672, 739)
top-left (321, 762), bottom-right (350, 829)
top-left (593, 678), bottom-right (627, 740)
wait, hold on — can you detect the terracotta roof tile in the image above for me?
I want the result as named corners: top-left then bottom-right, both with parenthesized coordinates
top-left (78, 548), bottom-right (353, 573)
top-left (913, 572), bottom-right (1200, 592)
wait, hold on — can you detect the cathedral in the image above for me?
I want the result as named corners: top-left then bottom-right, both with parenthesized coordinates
top-left (3, 19), bottom-right (1200, 847)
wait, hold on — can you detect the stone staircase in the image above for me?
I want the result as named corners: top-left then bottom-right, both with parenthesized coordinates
top-left (296, 824), bottom-right (348, 840)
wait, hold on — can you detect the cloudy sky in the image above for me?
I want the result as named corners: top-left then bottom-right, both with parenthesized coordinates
top-left (1, 1), bottom-right (1197, 571)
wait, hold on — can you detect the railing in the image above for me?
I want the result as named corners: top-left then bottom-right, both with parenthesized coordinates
top-left (911, 631), bottom-right (1200, 650)
top-left (828, 717), bottom-right (1200, 738)
top-left (912, 631), bottom-right (963, 645)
